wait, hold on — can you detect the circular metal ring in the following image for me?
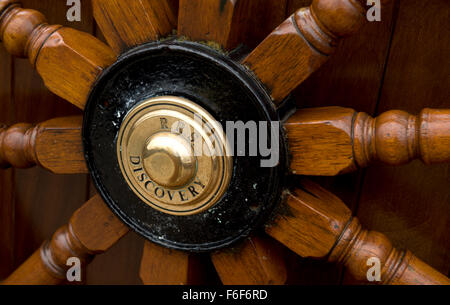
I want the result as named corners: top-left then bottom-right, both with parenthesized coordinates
top-left (117, 95), bottom-right (233, 216)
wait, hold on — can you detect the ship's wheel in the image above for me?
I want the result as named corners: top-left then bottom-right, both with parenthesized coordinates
top-left (0, 0), bottom-right (449, 285)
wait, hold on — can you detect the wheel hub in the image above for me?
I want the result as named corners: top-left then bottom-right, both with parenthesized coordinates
top-left (83, 40), bottom-right (288, 251)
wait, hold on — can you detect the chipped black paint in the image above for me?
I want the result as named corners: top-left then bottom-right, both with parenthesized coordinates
top-left (83, 40), bottom-right (288, 252)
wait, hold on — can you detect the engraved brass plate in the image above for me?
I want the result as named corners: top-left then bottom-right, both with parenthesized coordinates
top-left (117, 96), bottom-right (233, 216)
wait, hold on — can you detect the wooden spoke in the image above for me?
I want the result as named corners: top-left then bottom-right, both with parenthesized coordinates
top-left (0, 116), bottom-right (87, 174)
top-left (266, 179), bottom-right (450, 285)
top-left (285, 107), bottom-right (450, 176)
top-left (178, 0), bottom-right (245, 50)
top-left (243, 0), bottom-right (393, 104)
top-left (93, 0), bottom-right (178, 54)
top-left (2, 195), bottom-right (129, 285)
top-left (0, 1), bottom-right (116, 109)
top-left (211, 236), bottom-right (287, 285)
top-left (178, 0), bottom-right (286, 51)
top-left (140, 241), bottom-right (206, 285)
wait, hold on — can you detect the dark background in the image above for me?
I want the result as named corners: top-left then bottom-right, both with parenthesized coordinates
top-left (0, 0), bottom-right (448, 284)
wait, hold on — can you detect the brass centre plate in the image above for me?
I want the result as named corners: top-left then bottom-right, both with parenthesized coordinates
top-left (117, 96), bottom-right (233, 216)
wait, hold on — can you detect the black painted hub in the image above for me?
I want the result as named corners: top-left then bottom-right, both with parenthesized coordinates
top-left (83, 40), bottom-right (288, 252)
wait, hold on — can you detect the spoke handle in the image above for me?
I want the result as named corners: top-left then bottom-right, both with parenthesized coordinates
top-left (0, 123), bottom-right (39, 169)
top-left (0, 0), bottom-right (60, 66)
top-left (2, 195), bottom-right (129, 285)
top-left (329, 217), bottom-right (450, 285)
top-left (2, 226), bottom-right (92, 285)
top-left (293, 0), bottom-right (395, 55)
top-left (266, 180), bottom-right (450, 285)
top-left (0, 117), bottom-right (88, 174)
top-left (354, 108), bottom-right (450, 166)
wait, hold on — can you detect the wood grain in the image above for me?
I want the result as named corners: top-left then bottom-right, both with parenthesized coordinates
top-left (0, 116), bottom-right (87, 173)
top-left (285, 106), bottom-right (356, 176)
top-left (285, 107), bottom-right (450, 176)
top-left (266, 180), bottom-right (450, 284)
top-left (93, 0), bottom-right (177, 54)
top-left (0, 1), bottom-right (14, 279)
top-left (212, 235), bottom-right (287, 285)
top-left (347, 0), bottom-right (450, 284)
top-left (140, 241), bottom-right (190, 285)
top-left (86, 231), bottom-right (143, 285)
top-left (35, 27), bottom-right (116, 109)
top-left (178, 0), bottom-right (287, 51)
top-left (0, 43), bottom-right (13, 278)
top-left (139, 241), bottom-right (211, 285)
top-left (244, 0), bottom-right (393, 103)
top-left (0, 1), bottom-right (116, 109)
top-left (3, 195), bottom-right (129, 285)
top-left (33, 116), bottom-right (87, 174)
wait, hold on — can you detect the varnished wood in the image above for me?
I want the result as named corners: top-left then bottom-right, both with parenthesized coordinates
top-left (93, 0), bottom-right (177, 55)
top-left (212, 236), bottom-right (287, 285)
top-left (285, 6), bottom-right (397, 282)
top-left (6, 0), bottom-right (92, 284)
top-left (178, 0), bottom-right (243, 50)
top-left (0, 0), bottom-right (116, 109)
top-left (178, 0), bottom-right (287, 51)
top-left (243, 0), bottom-right (392, 103)
top-left (0, 116), bottom-right (87, 174)
top-left (139, 241), bottom-right (207, 285)
top-left (286, 107), bottom-right (356, 176)
top-left (285, 107), bottom-right (450, 175)
top-left (354, 108), bottom-right (450, 166)
top-left (283, 0), bottom-right (450, 285)
top-left (140, 241), bottom-right (189, 285)
top-left (2, 195), bottom-right (129, 285)
top-left (266, 180), bottom-right (450, 285)
top-left (349, 0), bottom-right (450, 283)
top-left (0, 41), bottom-right (14, 278)
top-left (0, 0), bottom-right (446, 285)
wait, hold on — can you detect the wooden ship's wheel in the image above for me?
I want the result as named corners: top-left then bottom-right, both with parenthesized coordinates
top-left (0, 0), bottom-right (449, 285)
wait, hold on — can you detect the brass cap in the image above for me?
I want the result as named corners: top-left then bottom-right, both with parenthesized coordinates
top-left (117, 96), bottom-right (233, 216)
top-left (142, 132), bottom-right (196, 188)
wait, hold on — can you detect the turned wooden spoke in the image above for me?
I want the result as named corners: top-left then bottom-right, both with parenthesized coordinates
top-left (0, 116), bottom-right (87, 174)
top-left (0, 0), bottom-right (116, 109)
top-left (93, 0), bottom-right (177, 54)
top-left (2, 195), bottom-right (129, 285)
top-left (178, 0), bottom-right (286, 51)
top-left (266, 180), bottom-right (450, 285)
top-left (140, 241), bottom-right (205, 285)
top-left (243, 0), bottom-right (392, 103)
top-left (211, 235), bottom-right (287, 285)
top-left (285, 107), bottom-right (450, 176)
